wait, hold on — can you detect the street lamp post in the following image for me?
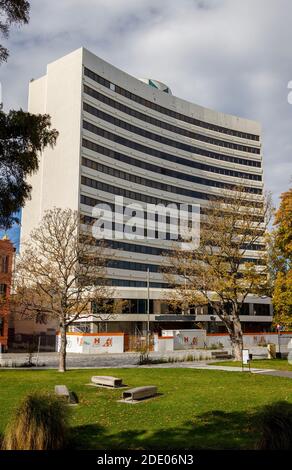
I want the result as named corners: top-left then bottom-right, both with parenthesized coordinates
top-left (146, 268), bottom-right (150, 353)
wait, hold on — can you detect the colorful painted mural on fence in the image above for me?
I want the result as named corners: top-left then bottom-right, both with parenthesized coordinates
top-left (56, 333), bottom-right (124, 354)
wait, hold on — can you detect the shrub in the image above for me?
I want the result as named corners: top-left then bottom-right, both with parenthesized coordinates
top-left (2, 392), bottom-right (69, 450)
top-left (256, 401), bottom-right (292, 450)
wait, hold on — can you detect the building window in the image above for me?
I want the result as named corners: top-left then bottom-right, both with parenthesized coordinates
top-left (240, 304), bottom-right (250, 315)
top-left (83, 117), bottom-right (262, 170)
top-left (81, 156), bottom-right (261, 196)
top-left (110, 83), bottom-right (115, 92)
top-left (0, 256), bottom-right (9, 273)
top-left (0, 284), bottom-right (7, 298)
top-left (253, 304), bottom-right (270, 316)
top-left (83, 90), bottom-right (261, 156)
top-left (84, 67), bottom-right (260, 142)
top-left (82, 137), bottom-right (261, 182)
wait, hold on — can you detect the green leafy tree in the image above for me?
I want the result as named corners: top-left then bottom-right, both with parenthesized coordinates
top-left (0, 0), bottom-right (30, 63)
top-left (0, 109), bottom-right (58, 228)
top-left (0, 1), bottom-right (58, 229)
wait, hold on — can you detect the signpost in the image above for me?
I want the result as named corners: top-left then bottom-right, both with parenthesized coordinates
top-left (276, 324), bottom-right (281, 358)
top-left (242, 349), bottom-right (251, 372)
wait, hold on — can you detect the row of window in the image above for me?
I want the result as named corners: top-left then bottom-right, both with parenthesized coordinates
top-left (84, 67), bottom-right (260, 141)
top-left (82, 207), bottom-right (265, 235)
top-left (91, 297), bottom-right (269, 315)
top-left (81, 208), bottom-right (175, 226)
top-left (82, 156), bottom-right (261, 201)
top-left (81, 193), bottom-right (195, 213)
top-left (93, 222), bottom-right (179, 241)
top-left (103, 240), bottom-right (265, 263)
top-left (82, 137), bottom-right (262, 183)
top-left (106, 239), bottom-right (169, 256)
top-left (107, 257), bottom-right (264, 273)
top-left (81, 175), bottom-right (213, 206)
top-left (108, 259), bottom-right (160, 272)
top-left (110, 279), bottom-right (171, 288)
top-left (83, 119), bottom-right (261, 169)
top-left (83, 88), bottom-right (260, 155)
top-left (81, 214), bottom-right (265, 249)
top-left (80, 174), bottom-right (264, 214)
top-left (119, 299), bottom-right (154, 314)
top-left (207, 303), bottom-right (270, 316)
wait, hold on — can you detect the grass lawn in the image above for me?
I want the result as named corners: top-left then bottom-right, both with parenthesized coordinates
top-left (211, 359), bottom-right (292, 371)
top-left (0, 368), bottom-right (291, 450)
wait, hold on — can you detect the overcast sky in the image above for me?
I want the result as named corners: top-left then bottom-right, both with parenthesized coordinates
top-left (1, 0), bottom-right (291, 221)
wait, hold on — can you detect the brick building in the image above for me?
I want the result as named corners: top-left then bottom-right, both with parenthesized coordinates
top-left (0, 236), bottom-right (15, 352)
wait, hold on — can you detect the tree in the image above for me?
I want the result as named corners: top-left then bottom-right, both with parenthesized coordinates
top-left (0, 109), bottom-right (58, 229)
top-left (273, 188), bottom-right (292, 258)
top-left (14, 208), bottom-right (118, 372)
top-left (163, 186), bottom-right (272, 360)
top-left (273, 271), bottom-right (292, 329)
top-left (271, 188), bottom-right (292, 328)
top-left (0, 1), bottom-right (58, 229)
top-left (0, 0), bottom-right (30, 63)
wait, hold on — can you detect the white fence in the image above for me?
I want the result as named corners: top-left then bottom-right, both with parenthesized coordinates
top-left (153, 329), bottom-right (206, 353)
top-left (206, 332), bottom-right (292, 352)
top-left (56, 333), bottom-right (124, 354)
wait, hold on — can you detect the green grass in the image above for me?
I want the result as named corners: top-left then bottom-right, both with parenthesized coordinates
top-left (0, 368), bottom-right (291, 449)
top-left (211, 359), bottom-right (292, 371)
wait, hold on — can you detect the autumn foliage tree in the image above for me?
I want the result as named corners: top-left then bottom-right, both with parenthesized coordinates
top-left (14, 208), bottom-right (117, 372)
top-left (271, 188), bottom-right (292, 329)
top-left (164, 186), bottom-right (272, 360)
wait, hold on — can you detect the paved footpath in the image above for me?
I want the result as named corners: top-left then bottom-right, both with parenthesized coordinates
top-left (156, 363), bottom-right (292, 378)
top-left (0, 352), bottom-right (291, 378)
top-left (140, 363), bottom-right (292, 378)
top-left (252, 369), bottom-right (292, 379)
top-left (0, 352), bottom-right (140, 368)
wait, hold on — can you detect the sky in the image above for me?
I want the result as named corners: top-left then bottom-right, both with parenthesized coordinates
top-left (0, 0), bottom-right (291, 245)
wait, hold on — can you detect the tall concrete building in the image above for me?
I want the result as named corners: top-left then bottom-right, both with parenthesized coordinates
top-left (21, 47), bottom-right (272, 335)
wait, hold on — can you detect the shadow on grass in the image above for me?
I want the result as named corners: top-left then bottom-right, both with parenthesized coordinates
top-left (70, 409), bottom-right (255, 450)
top-left (70, 401), bottom-right (292, 450)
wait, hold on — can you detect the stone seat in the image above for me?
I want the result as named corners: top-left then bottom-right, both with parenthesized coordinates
top-left (91, 375), bottom-right (123, 388)
top-left (55, 385), bottom-right (70, 398)
top-left (211, 351), bottom-right (233, 359)
top-left (55, 385), bottom-right (78, 404)
top-left (122, 386), bottom-right (157, 401)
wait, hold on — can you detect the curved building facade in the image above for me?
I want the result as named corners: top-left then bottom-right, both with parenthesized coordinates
top-left (21, 48), bottom-right (272, 334)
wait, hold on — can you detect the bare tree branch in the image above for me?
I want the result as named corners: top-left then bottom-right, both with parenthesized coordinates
top-left (13, 207), bottom-right (116, 371)
top-left (163, 185), bottom-right (273, 360)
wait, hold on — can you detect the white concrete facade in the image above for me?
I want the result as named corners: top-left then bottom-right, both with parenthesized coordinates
top-left (20, 47), bottom-right (272, 335)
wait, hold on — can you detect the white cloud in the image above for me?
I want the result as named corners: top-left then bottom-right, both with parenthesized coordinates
top-left (0, 0), bottom-right (291, 205)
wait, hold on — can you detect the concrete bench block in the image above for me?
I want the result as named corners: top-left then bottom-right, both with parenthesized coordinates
top-left (122, 386), bottom-right (157, 401)
top-left (91, 376), bottom-right (123, 388)
top-left (55, 385), bottom-right (70, 398)
top-left (55, 385), bottom-right (78, 404)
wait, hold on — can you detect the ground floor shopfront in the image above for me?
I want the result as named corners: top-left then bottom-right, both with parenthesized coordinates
top-left (7, 287), bottom-right (274, 352)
